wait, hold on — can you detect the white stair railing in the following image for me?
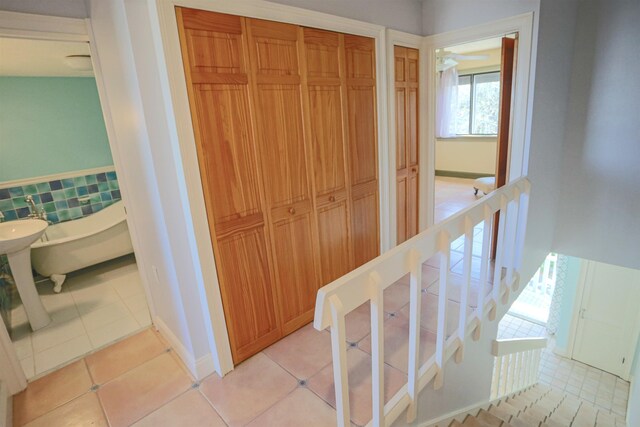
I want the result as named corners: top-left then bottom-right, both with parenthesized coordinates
top-left (313, 177), bottom-right (531, 427)
top-left (490, 337), bottom-right (547, 400)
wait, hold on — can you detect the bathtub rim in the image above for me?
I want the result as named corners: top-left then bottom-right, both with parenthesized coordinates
top-left (31, 201), bottom-right (127, 249)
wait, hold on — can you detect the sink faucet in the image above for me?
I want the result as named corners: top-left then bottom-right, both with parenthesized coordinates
top-left (25, 195), bottom-right (47, 221)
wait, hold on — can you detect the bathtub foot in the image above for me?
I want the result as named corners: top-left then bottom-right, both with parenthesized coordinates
top-left (51, 274), bottom-right (67, 293)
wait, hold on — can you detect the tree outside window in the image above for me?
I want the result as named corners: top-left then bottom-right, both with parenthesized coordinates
top-left (455, 71), bottom-right (500, 136)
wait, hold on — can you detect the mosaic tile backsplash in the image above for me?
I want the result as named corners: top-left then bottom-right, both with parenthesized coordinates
top-left (0, 170), bottom-right (121, 224)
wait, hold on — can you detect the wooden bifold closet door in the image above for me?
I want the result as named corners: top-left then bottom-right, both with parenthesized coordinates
top-left (177, 7), bottom-right (379, 364)
top-left (394, 46), bottom-right (419, 244)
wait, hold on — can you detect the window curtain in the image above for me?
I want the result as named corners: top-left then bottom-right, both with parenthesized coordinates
top-left (436, 67), bottom-right (458, 138)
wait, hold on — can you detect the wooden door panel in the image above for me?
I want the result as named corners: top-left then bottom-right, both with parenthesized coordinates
top-left (407, 48), bottom-right (419, 83)
top-left (396, 88), bottom-right (407, 170)
top-left (255, 85), bottom-right (309, 208)
top-left (345, 34), bottom-right (379, 262)
top-left (408, 87), bottom-right (419, 167)
top-left (317, 200), bottom-right (352, 283)
top-left (216, 227), bottom-right (280, 362)
top-left (303, 28), bottom-right (341, 80)
top-left (347, 86), bottom-right (378, 185)
top-left (272, 214), bottom-right (320, 329)
top-left (397, 176), bottom-right (408, 243)
top-left (344, 35), bottom-right (375, 80)
top-left (394, 45), bottom-right (419, 242)
top-left (307, 86), bottom-right (346, 196)
top-left (395, 47), bottom-right (406, 82)
top-left (352, 188), bottom-right (379, 267)
top-left (408, 173), bottom-right (418, 237)
top-left (193, 85), bottom-right (261, 225)
top-left (178, 8), bottom-right (281, 364)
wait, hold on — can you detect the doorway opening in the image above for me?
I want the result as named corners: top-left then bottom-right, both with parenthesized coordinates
top-left (432, 35), bottom-right (516, 224)
top-left (0, 37), bottom-right (151, 379)
top-left (509, 252), bottom-right (558, 325)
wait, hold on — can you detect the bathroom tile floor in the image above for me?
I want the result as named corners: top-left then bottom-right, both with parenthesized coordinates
top-left (498, 314), bottom-right (630, 424)
top-left (9, 254), bottom-right (151, 379)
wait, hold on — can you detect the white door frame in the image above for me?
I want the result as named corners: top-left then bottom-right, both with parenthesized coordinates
top-left (423, 13), bottom-right (535, 235)
top-left (0, 10), bottom-right (156, 391)
top-left (385, 30), bottom-right (430, 246)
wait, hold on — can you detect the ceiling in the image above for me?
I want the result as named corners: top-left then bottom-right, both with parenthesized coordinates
top-left (0, 37), bottom-right (92, 77)
top-left (446, 37), bottom-right (504, 54)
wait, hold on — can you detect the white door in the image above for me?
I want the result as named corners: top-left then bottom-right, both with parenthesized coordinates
top-left (572, 261), bottom-right (640, 379)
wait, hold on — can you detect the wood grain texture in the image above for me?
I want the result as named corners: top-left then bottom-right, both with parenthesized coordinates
top-left (345, 35), bottom-right (379, 266)
top-left (247, 17), bottom-right (322, 335)
top-left (178, 8), bottom-right (380, 363)
top-left (301, 27), bottom-right (355, 283)
top-left (177, 8), bottom-right (280, 364)
top-left (394, 46), bottom-right (419, 243)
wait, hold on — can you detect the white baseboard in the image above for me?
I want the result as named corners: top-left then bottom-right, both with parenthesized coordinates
top-left (153, 317), bottom-right (216, 380)
top-left (195, 354), bottom-right (216, 380)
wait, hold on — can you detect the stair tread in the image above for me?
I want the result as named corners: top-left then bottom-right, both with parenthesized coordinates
top-left (508, 416), bottom-right (537, 427)
top-left (517, 410), bottom-right (544, 425)
top-left (489, 404), bottom-right (516, 421)
top-left (449, 420), bottom-right (464, 427)
top-left (497, 401), bottom-right (521, 416)
top-left (477, 409), bottom-right (505, 426)
top-left (462, 415), bottom-right (495, 427)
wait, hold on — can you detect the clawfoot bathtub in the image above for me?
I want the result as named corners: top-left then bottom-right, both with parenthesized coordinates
top-left (31, 201), bottom-right (134, 293)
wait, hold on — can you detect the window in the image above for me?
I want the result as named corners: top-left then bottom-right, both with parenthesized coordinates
top-left (455, 71), bottom-right (500, 135)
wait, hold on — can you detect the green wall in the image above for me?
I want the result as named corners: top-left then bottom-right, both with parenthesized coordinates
top-left (0, 77), bottom-right (113, 182)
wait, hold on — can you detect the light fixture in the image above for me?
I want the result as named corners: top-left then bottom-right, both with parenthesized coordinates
top-left (64, 54), bottom-right (92, 71)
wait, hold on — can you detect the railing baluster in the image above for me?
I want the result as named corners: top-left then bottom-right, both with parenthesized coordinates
top-left (434, 230), bottom-right (451, 389)
top-left (329, 295), bottom-right (351, 427)
top-left (508, 351), bottom-right (517, 394)
top-left (492, 195), bottom-right (509, 306)
top-left (491, 356), bottom-right (502, 400)
top-left (458, 216), bottom-right (474, 358)
top-left (500, 354), bottom-right (509, 395)
top-left (369, 272), bottom-right (384, 427)
top-left (477, 205), bottom-right (493, 326)
top-left (406, 249), bottom-right (422, 422)
top-left (504, 188), bottom-right (521, 289)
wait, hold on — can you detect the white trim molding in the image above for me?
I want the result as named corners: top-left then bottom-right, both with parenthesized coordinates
top-left (0, 166), bottom-right (116, 189)
top-left (385, 29), bottom-right (430, 246)
top-left (0, 11), bottom-right (88, 42)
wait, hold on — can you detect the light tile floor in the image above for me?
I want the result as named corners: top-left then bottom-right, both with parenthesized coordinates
top-left (434, 176), bottom-right (479, 223)
top-left (13, 245), bottom-right (495, 427)
top-left (9, 255), bottom-right (151, 379)
top-left (498, 314), bottom-right (630, 424)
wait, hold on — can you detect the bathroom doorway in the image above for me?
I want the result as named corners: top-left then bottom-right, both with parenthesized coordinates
top-left (0, 37), bottom-right (152, 379)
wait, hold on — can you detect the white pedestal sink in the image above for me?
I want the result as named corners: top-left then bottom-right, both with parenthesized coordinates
top-left (0, 219), bottom-right (51, 331)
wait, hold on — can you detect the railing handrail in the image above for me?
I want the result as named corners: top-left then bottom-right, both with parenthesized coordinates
top-left (314, 176), bottom-right (530, 331)
top-left (313, 176), bottom-right (531, 427)
top-left (492, 337), bottom-right (547, 357)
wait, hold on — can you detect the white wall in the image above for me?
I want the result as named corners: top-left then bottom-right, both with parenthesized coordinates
top-left (553, 0), bottom-right (640, 270)
top-left (86, 0), bottom-right (220, 379)
top-left (629, 336), bottom-right (640, 426)
top-left (265, 0), bottom-right (423, 35)
top-left (435, 138), bottom-right (496, 175)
